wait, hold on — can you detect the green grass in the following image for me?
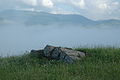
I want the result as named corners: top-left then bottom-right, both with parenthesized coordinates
top-left (0, 48), bottom-right (120, 80)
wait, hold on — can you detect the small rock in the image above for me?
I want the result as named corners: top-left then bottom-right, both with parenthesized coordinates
top-left (31, 45), bottom-right (86, 63)
top-left (30, 50), bottom-right (44, 58)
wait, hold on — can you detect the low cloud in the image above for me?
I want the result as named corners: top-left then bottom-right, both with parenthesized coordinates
top-left (0, 0), bottom-right (120, 20)
top-left (21, 0), bottom-right (38, 6)
top-left (42, 0), bottom-right (54, 8)
top-left (73, 0), bottom-right (86, 9)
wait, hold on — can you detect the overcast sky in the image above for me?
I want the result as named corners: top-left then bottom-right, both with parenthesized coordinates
top-left (0, 0), bottom-right (120, 20)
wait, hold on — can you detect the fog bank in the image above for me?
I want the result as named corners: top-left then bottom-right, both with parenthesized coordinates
top-left (0, 24), bottom-right (120, 56)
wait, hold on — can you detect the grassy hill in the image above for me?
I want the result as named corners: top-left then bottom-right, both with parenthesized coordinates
top-left (0, 48), bottom-right (120, 80)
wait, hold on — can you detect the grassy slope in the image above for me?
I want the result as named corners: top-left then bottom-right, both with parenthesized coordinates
top-left (0, 48), bottom-right (120, 80)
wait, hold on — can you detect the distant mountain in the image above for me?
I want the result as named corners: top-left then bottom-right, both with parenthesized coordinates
top-left (0, 9), bottom-right (120, 27)
top-left (0, 17), bottom-right (4, 23)
top-left (96, 19), bottom-right (120, 27)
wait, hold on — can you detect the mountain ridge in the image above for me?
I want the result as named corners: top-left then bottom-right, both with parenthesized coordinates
top-left (0, 9), bottom-right (120, 27)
